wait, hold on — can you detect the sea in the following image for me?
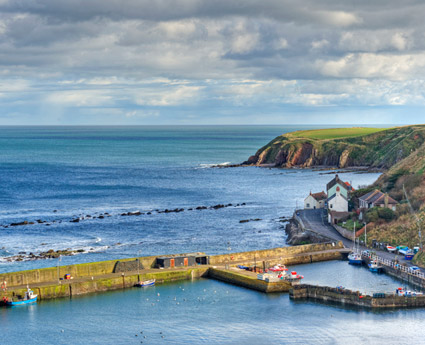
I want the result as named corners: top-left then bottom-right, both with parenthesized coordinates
top-left (2, 125), bottom-right (422, 345)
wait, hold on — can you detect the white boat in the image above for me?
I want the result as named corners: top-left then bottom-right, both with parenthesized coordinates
top-left (135, 279), bottom-right (155, 287)
top-left (268, 264), bottom-right (288, 272)
top-left (386, 245), bottom-right (396, 253)
top-left (396, 287), bottom-right (423, 297)
top-left (348, 222), bottom-right (362, 265)
top-left (260, 265), bottom-right (304, 284)
top-left (283, 271), bottom-right (304, 283)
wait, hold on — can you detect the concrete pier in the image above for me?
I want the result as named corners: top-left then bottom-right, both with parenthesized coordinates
top-left (208, 267), bottom-right (292, 293)
top-left (290, 284), bottom-right (425, 308)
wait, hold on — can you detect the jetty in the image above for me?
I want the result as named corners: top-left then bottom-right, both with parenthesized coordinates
top-left (0, 242), bottom-right (347, 302)
top-left (290, 284), bottom-right (425, 308)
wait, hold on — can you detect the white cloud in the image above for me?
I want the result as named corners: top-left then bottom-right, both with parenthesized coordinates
top-left (135, 85), bottom-right (204, 106)
top-left (316, 10), bottom-right (362, 27)
top-left (311, 39), bottom-right (329, 50)
top-left (46, 90), bottom-right (114, 107)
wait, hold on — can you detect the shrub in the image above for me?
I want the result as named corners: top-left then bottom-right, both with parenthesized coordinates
top-left (377, 207), bottom-right (395, 221)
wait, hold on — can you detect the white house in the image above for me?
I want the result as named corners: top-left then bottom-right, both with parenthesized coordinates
top-left (304, 191), bottom-right (327, 209)
top-left (326, 175), bottom-right (348, 213)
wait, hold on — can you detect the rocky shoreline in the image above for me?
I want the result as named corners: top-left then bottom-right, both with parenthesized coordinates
top-left (284, 218), bottom-right (330, 245)
top-left (0, 247), bottom-right (108, 263)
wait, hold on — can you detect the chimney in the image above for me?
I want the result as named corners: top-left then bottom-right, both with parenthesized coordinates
top-left (384, 193), bottom-right (389, 208)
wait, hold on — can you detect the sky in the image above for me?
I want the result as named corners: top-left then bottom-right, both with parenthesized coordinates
top-left (1, 0), bottom-right (425, 125)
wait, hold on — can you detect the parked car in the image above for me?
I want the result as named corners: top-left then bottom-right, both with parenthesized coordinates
top-left (408, 266), bottom-right (420, 273)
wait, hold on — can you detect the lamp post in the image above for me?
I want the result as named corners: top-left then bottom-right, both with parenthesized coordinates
top-left (137, 250), bottom-right (141, 281)
top-left (57, 255), bottom-right (62, 284)
top-left (226, 242), bottom-right (231, 270)
top-left (364, 222), bottom-right (367, 248)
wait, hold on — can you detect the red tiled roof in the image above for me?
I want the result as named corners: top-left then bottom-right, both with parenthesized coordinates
top-left (344, 181), bottom-right (355, 191)
top-left (311, 191), bottom-right (327, 201)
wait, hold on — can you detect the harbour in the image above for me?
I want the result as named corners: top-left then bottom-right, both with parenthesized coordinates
top-left (0, 242), bottom-right (346, 302)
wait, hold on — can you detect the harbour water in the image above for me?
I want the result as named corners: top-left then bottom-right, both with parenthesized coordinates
top-left (2, 261), bottom-right (424, 345)
top-left (3, 125), bottom-right (417, 345)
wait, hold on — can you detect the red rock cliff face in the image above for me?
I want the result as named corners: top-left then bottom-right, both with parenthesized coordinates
top-left (289, 142), bottom-right (314, 167)
top-left (248, 142), bottom-right (315, 167)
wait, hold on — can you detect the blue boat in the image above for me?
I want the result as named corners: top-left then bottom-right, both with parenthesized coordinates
top-left (368, 260), bottom-right (382, 272)
top-left (405, 251), bottom-right (415, 260)
top-left (348, 252), bottom-right (362, 265)
top-left (135, 279), bottom-right (155, 287)
top-left (5, 287), bottom-right (37, 306)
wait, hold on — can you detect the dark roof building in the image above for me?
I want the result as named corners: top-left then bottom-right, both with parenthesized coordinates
top-left (326, 174), bottom-right (349, 192)
top-left (359, 189), bottom-right (398, 210)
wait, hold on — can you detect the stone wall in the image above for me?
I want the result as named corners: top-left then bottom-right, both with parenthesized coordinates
top-left (1, 255), bottom-right (176, 288)
top-left (209, 242), bottom-right (344, 265)
top-left (290, 284), bottom-right (425, 308)
top-left (2, 267), bottom-right (210, 302)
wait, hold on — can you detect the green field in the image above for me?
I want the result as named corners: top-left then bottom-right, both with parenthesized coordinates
top-left (289, 127), bottom-right (390, 140)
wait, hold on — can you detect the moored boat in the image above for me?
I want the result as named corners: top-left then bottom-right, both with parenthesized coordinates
top-left (135, 279), bottom-right (155, 287)
top-left (368, 260), bottom-right (382, 272)
top-left (282, 271), bottom-right (304, 284)
top-left (259, 265), bottom-right (304, 284)
top-left (4, 287), bottom-right (37, 306)
top-left (404, 251), bottom-right (415, 260)
top-left (268, 264), bottom-right (288, 273)
top-left (386, 245), bottom-right (396, 253)
top-left (348, 252), bottom-right (362, 265)
top-left (396, 287), bottom-right (423, 297)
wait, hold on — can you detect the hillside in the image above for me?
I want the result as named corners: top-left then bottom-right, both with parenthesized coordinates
top-left (244, 125), bottom-right (425, 169)
top-left (245, 124), bottom-right (425, 260)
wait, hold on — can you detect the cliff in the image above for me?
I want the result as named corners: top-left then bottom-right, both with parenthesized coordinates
top-left (244, 125), bottom-right (425, 169)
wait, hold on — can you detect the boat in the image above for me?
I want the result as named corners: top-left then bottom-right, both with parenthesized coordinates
top-left (398, 247), bottom-right (410, 256)
top-left (4, 287), bottom-right (37, 306)
top-left (396, 287), bottom-right (424, 297)
top-left (260, 265), bottom-right (303, 284)
top-left (404, 251), bottom-right (415, 260)
top-left (348, 252), bottom-right (362, 265)
top-left (135, 279), bottom-right (155, 287)
top-left (282, 271), bottom-right (304, 283)
top-left (348, 221), bottom-right (362, 265)
top-left (268, 264), bottom-right (288, 272)
top-left (368, 260), bottom-right (382, 272)
top-left (386, 245), bottom-right (396, 253)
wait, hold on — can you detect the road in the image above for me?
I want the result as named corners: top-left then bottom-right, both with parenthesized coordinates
top-left (297, 209), bottom-right (421, 269)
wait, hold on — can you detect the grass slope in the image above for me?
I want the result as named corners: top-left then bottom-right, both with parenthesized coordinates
top-left (249, 124), bottom-right (425, 169)
top-left (288, 127), bottom-right (389, 140)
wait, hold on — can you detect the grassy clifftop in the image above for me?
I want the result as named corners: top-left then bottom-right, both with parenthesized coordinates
top-left (244, 125), bottom-right (425, 169)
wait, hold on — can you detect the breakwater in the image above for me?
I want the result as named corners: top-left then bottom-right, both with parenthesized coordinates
top-left (290, 284), bottom-right (425, 308)
top-left (0, 242), bottom-right (345, 301)
top-left (208, 268), bottom-right (292, 293)
top-left (362, 254), bottom-right (425, 290)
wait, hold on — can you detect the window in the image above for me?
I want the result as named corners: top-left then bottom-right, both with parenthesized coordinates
top-left (306, 203), bottom-right (310, 208)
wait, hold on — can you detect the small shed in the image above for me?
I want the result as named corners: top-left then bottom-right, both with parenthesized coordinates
top-left (156, 255), bottom-right (209, 268)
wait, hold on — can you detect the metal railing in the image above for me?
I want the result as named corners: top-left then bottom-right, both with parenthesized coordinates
top-left (361, 252), bottom-right (425, 280)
